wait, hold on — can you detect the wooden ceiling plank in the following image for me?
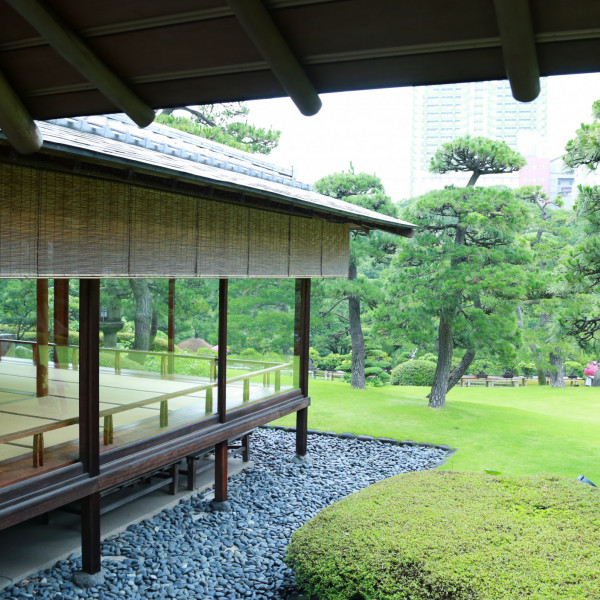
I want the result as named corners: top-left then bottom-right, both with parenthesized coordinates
top-left (4, 0), bottom-right (154, 127)
top-left (226, 0), bottom-right (322, 116)
top-left (493, 0), bottom-right (540, 102)
top-left (0, 68), bottom-right (43, 154)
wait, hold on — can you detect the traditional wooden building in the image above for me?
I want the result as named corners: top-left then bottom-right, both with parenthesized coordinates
top-left (0, 0), bottom-right (598, 582)
top-left (0, 114), bottom-right (415, 576)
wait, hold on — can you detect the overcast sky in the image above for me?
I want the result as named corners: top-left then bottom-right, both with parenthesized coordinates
top-left (246, 73), bottom-right (600, 202)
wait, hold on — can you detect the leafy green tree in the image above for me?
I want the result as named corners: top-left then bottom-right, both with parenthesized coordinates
top-left (313, 168), bottom-right (398, 389)
top-left (390, 137), bottom-right (531, 407)
top-left (156, 103), bottom-right (280, 154)
top-left (563, 101), bottom-right (600, 365)
top-left (515, 186), bottom-right (583, 387)
top-left (0, 280), bottom-right (37, 339)
top-left (430, 135), bottom-right (526, 186)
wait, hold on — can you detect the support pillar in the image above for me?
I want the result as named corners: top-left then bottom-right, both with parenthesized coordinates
top-left (77, 279), bottom-right (102, 580)
top-left (293, 279), bottom-right (312, 464)
top-left (36, 279), bottom-right (49, 397)
top-left (217, 279), bottom-right (228, 424)
top-left (167, 278), bottom-right (175, 375)
top-left (54, 279), bottom-right (69, 368)
top-left (210, 440), bottom-right (231, 512)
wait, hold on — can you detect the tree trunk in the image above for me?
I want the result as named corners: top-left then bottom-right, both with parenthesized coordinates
top-left (426, 349), bottom-right (476, 399)
top-left (549, 351), bottom-right (565, 387)
top-left (429, 311), bottom-right (454, 408)
top-left (348, 263), bottom-right (365, 389)
top-left (129, 279), bottom-right (153, 354)
top-left (446, 349), bottom-right (476, 393)
top-left (149, 307), bottom-right (158, 349)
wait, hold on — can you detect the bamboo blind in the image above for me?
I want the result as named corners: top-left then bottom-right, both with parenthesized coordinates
top-left (0, 163), bottom-right (350, 278)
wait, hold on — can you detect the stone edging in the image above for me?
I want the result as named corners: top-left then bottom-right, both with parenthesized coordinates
top-left (260, 424), bottom-right (458, 468)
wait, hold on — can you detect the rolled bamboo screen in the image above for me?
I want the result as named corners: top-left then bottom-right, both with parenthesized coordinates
top-left (0, 163), bottom-right (350, 278)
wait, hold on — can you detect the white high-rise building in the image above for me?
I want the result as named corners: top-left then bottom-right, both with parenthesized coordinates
top-left (410, 79), bottom-right (548, 197)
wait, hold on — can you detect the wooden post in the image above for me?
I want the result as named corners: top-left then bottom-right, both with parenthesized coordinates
top-left (79, 279), bottom-right (101, 576)
top-left (211, 439), bottom-right (230, 511)
top-left (294, 279), bottom-right (311, 397)
top-left (81, 492), bottom-right (101, 576)
top-left (294, 279), bottom-right (311, 459)
top-left (168, 278), bottom-right (175, 375)
top-left (79, 279), bottom-right (100, 477)
top-left (36, 279), bottom-right (49, 397)
top-left (218, 279), bottom-right (228, 424)
top-left (53, 279), bottom-right (69, 368)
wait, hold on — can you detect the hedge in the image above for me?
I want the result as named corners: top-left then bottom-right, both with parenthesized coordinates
top-left (391, 359), bottom-right (436, 386)
top-left (287, 471), bottom-right (600, 600)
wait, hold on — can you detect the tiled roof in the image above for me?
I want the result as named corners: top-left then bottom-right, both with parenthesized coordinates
top-left (37, 114), bottom-right (415, 237)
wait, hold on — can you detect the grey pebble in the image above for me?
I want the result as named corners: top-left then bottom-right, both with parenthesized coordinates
top-left (0, 429), bottom-right (447, 600)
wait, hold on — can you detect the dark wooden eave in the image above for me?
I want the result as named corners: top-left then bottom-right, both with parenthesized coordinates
top-left (0, 0), bottom-right (599, 153)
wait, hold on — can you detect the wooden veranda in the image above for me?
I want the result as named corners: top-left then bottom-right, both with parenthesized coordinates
top-left (0, 115), bottom-right (415, 577)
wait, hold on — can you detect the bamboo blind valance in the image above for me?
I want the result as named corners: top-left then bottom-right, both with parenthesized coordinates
top-left (0, 163), bottom-right (350, 278)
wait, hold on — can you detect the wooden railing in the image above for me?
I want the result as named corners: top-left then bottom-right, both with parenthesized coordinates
top-left (0, 337), bottom-right (293, 467)
top-left (0, 339), bottom-right (287, 382)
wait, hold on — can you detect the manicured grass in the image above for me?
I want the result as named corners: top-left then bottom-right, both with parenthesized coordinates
top-left (275, 381), bottom-right (600, 482)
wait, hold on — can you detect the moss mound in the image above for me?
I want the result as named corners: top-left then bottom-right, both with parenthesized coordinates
top-left (287, 471), bottom-right (600, 599)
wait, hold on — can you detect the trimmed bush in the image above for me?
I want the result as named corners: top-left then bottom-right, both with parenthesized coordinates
top-left (287, 471), bottom-right (600, 600)
top-left (391, 359), bottom-right (436, 386)
top-left (150, 337), bottom-right (169, 353)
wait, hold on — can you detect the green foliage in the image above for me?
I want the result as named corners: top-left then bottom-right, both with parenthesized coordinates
top-left (391, 360), bottom-right (436, 386)
top-left (468, 358), bottom-right (491, 375)
top-left (287, 471), bottom-right (600, 600)
top-left (155, 108), bottom-right (280, 155)
top-left (565, 360), bottom-right (583, 377)
top-left (0, 280), bottom-right (37, 338)
top-left (430, 135), bottom-right (526, 181)
top-left (518, 361), bottom-right (536, 376)
top-left (150, 337), bottom-right (169, 352)
top-left (313, 169), bottom-right (386, 200)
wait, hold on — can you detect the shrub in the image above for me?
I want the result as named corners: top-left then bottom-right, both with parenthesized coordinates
top-left (518, 360), bottom-right (536, 376)
top-left (364, 366), bottom-right (388, 387)
top-left (287, 471), bottom-right (600, 600)
top-left (468, 358), bottom-right (490, 375)
top-left (151, 337), bottom-right (169, 352)
top-left (565, 360), bottom-right (583, 377)
top-left (391, 359), bottom-right (436, 386)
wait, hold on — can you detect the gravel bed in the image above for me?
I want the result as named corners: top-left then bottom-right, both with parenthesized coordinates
top-left (1, 429), bottom-right (447, 600)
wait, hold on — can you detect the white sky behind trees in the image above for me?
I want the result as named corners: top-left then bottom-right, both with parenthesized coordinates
top-left (246, 73), bottom-right (600, 202)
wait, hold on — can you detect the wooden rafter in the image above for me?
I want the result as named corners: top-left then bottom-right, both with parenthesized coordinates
top-left (492, 0), bottom-right (540, 102)
top-left (5, 0), bottom-right (154, 127)
top-left (226, 0), bottom-right (322, 116)
top-left (0, 69), bottom-right (43, 154)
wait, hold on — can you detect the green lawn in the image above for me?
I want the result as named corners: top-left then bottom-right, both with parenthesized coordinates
top-left (275, 380), bottom-right (600, 483)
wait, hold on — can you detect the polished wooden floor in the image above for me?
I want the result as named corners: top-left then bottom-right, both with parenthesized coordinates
top-left (0, 358), bottom-right (291, 487)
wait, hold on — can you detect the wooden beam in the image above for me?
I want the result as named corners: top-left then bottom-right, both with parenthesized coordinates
top-left (53, 279), bottom-right (69, 368)
top-left (0, 69), bottom-right (42, 154)
top-left (36, 279), bottom-right (49, 397)
top-left (218, 279), bottom-right (229, 424)
top-left (5, 0), bottom-right (154, 127)
top-left (79, 279), bottom-right (100, 477)
top-left (492, 0), bottom-right (540, 102)
top-left (226, 0), bottom-right (322, 116)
